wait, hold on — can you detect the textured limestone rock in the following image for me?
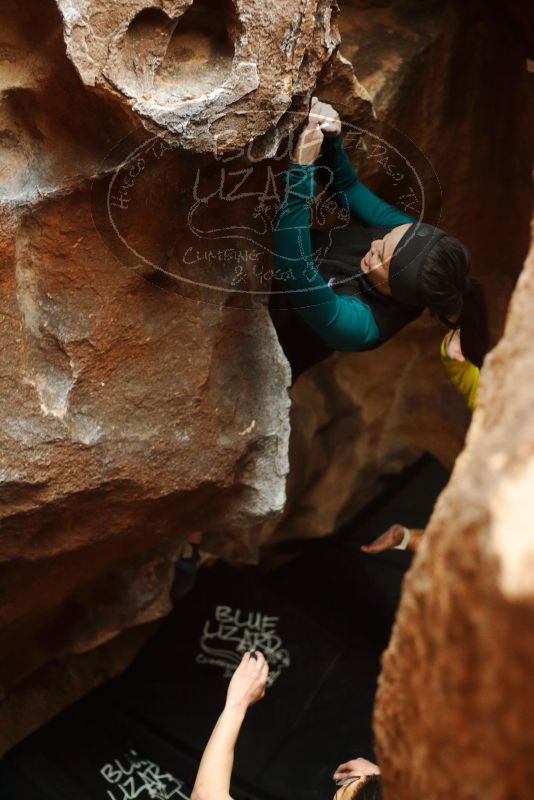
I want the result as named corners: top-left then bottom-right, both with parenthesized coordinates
top-left (0, 0), bottom-right (350, 747)
top-left (55, 0), bottom-right (341, 154)
top-left (267, 0), bottom-right (533, 543)
top-left (374, 213), bottom-right (534, 800)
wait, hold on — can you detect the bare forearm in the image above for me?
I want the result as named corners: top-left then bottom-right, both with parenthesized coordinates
top-left (192, 703), bottom-right (246, 800)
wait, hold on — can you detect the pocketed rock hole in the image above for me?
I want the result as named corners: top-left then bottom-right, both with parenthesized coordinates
top-left (156, 0), bottom-right (239, 99)
top-left (121, 7), bottom-right (176, 93)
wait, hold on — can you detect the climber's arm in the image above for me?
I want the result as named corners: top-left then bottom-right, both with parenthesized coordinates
top-left (316, 133), bottom-right (416, 228)
top-left (361, 525), bottom-right (425, 553)
top-left (191, 706), bottom-right (242, 800)
top-left (192, 652), bottom-right (268, 800)
top-left (272, 160), bottom-right (380, 351)
top-left (441, 331), bottom-right (479, 411)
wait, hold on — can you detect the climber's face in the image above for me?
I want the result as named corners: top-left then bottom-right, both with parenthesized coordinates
top-left (360, 223), bottom-right (412, 295)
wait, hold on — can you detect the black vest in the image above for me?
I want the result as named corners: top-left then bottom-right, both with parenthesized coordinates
top-left (309, 222), bottom-right (423, 346)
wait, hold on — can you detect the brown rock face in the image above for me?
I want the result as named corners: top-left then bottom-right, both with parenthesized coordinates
top-left (0, 0), bottom-right (346, 747)
top-left (374, 214), bottom-right (534, 800)
top-left (55, 0), bottom-right (341, 154)
top-left (0, 0), bottom-right (380, 751)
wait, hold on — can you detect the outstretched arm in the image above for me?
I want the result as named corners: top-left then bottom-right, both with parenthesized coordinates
top-left (316, 131), bottom-right (417, 228)
top-left (192, 651), bottom-right (269, 800)
top-left (361, 524), bottom-right (425, 553)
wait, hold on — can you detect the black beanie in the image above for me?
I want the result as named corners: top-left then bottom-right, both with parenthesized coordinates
top-left (389, 222), bottom-right (446, 306)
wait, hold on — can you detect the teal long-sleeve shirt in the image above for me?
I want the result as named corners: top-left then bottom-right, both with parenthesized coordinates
top-left (272, 134), bottom-right (416, 351)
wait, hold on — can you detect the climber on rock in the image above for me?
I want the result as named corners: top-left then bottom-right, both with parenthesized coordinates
top-left (270, 97), bottom-right (489, 384)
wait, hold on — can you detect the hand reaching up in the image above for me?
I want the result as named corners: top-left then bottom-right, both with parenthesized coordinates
top-left (309, 96), bottom-right (342, 137)
top-left (225, 651), bottom-right (269, 712)
top-left (291, 112), bottom-right (324, 165)
top-left (291, 96), bottom-right (342, 163)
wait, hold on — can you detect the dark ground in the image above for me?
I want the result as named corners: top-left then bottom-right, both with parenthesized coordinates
top-left (0, 454), bottom-right (448, 800)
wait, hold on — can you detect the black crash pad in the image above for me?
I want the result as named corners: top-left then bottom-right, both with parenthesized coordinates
top-left (0, 454), bottom-right (449, 800)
